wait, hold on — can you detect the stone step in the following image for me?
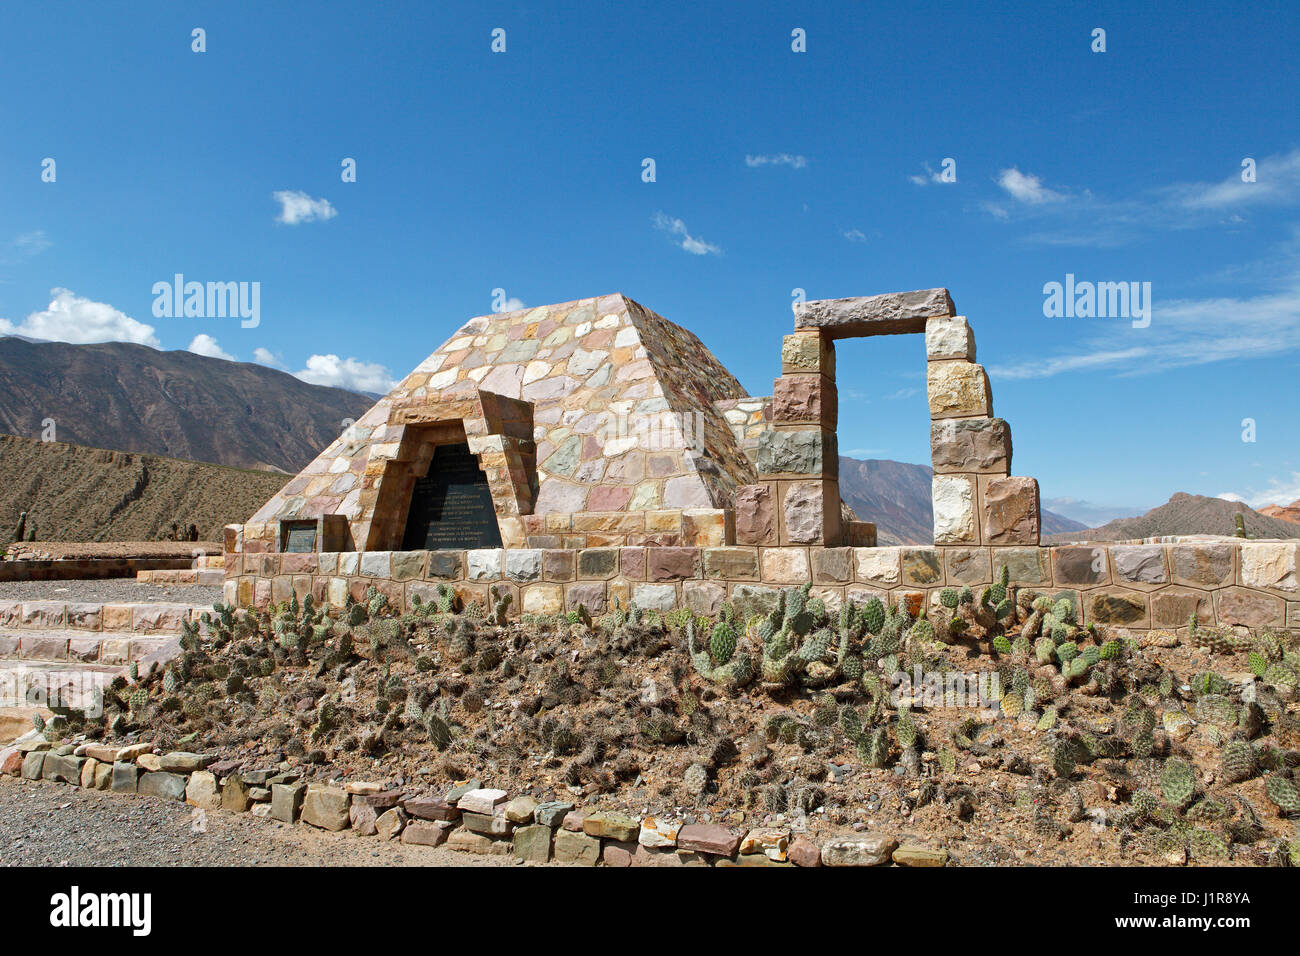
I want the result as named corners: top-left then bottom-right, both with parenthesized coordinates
top-left (135, 568), bottom-right (224, 585)
top-left (0, 628), bottom-right (173, 666)
top-left (0, 600), bottom-right (208, 634)
top-left (1, 657), bottom-right (122, 714)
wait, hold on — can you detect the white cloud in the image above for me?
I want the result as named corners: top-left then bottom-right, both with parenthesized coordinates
top-left (1169, 149), bottom-right (1300, 210)
top-left (187, 334), bottom-right (236, 361)
top-left (745, 153), bottom-right (808, 169)
top-left (1218, 472), bottom-right (1300, 509)
top-left (842, 228), bottom-right (867, 242)
top-left (498, 297), bottom-right (526, 312)
top-left (10, 230), bottom-right (51, 255)
top-left (252, 347), bottom-right (285, 368)
top-left (272, 190), bottom-right (338, 225)
top-left (990, 275), bottom-right (1300, 381)
top-left (908, 162), bottom-right (947, 186)
top-left (0, 288), bottom-right (159, 346)
top-left (294, 354), bottom-right (395, 393)
top-left (652, 212), bottom-right (722, 256)
top-left (997, 167), bottom-right (1064, 204)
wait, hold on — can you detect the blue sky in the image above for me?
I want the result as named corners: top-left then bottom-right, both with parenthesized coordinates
top-left (2, 0), bottom-right (1298, 524)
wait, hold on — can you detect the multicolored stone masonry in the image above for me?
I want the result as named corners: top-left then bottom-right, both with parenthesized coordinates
top-left (226, 289), bottom-right (1299, 631)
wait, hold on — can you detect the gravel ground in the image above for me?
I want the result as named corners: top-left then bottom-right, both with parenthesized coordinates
top-left (0, 776), bottom-right (530, 867)
top-left (0, 579), bottom-right (222, 606)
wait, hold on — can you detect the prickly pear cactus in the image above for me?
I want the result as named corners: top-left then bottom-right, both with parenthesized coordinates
top-left (1160, 758), bottom-right (1196, 807)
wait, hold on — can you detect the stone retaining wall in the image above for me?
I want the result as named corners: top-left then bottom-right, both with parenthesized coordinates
top-left (221, 539), bottom-right (1300, 632)
top-left (0, 557), bottom-right (196, 582)
top-left (0, 602), bottom-right (206, 665)
top-left (2, 737), bottom-right (942, 867)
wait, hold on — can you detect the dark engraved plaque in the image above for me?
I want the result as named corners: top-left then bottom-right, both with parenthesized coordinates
top-left (284, 524), bottom-right (317, 553)
top-left (401, 442), bottom-right (502, 550)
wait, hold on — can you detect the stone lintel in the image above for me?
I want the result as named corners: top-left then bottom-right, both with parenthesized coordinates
top-left (793, 289), bottom-right (955, 339)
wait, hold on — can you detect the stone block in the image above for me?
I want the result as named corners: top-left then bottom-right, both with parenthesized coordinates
top-left (521, 584), bottom-right (563, 615)
top-left (466, 549), bottom-right (504, 581)
top-left (1215, 588), bottom-right (1285, 628)
top-left (682, 580), bottom-right (726, 616)
top-left (138, 771), bottom-right (188, 801)
top-left (1085, 590), bottom-right (1149, 628)
top-left (854, 547), bottom-right (901, 585)
top-left (734, 484), bottom-right (777, 546)
top-left (504, 549), bottom-right (543, 583)
top-left (794, 288), bottom-right (955, 338)
top-left (21, 751), bottom-right (46, 780)
top-left (927, 362), bottom-right (991, 419)
top-left (755, 428), bottom-right (834, 478)
top-left (981, 476), bottom-right (1039, 545)
top-left (681, 509), bottom-right (729, 548)
top-left (931, 417), bottom-right (1010, 474)
top-left (541, 549), bottom-right (575, 582)
top-left (221, 773), bottom-right (251, 813)
top-left (782, 479), bottom-right (838, 545)
top-left (583, 811), bottom-right (640, 842)
top-left (271, 783), bottom-right (306, 822)
top-left (1171, 543), bottom-right (1235, 588)
top-left (638, 816), bottom-right (681, 848)
top-left (781, 331), bottom-right (835, 375)
top-left (811, 547), bottom-right (853, 584)
top-left (1111, 545), bottom-right (1168, 586)
top-left (925, 315), bottom-right (975, 361)
top-left (446, 829), bottom-right (511, 855)
top-left (901, 548), bottom-right (943, 587)
top-left (647, 547), bottom-right (699, 581)
top-left (893, 844), bottom-right (950, 867)
top-left (111, 764), bottom-right (139, 790)
top-left (772, 374), bottom-right (836, 427)
top-left (350, 802), bottom-right (379, 835)
top-left (1240, 543), bottom-right (1298, 593)
top-left (461, 811), bottom-right (515, 837)
top-left (426, 550), bottom-right (464, 580)
top-left (301, 784), bottom-right (351, 831)
top-left (513, 824), bottom-right (553, 862)
top-left (552, 828), bottom-right (601, 865)
top-left (533, 801), bottom-right (574, 828)
top-left (822, 834), bottom-right (898, 866)
top-left (564, 582), bottom-right (607, 614)
top-left (1151, 588), bottom-right (1213, 628)
top-left (631, 583), bottom-right (677, 611)
top-left (677, 823), bottom-right (743, 857)
top-left (576, 548), bottom-right (618, 579)
top-left (1053, 546), bottom-right (1110, 587)
top-left (739, 827), bottom-right (790, 861)
top-left (992, 547), bottom-right (1050, 585)
top-left (457, 787), bottom-right (508, 814)
top-left (944, 547), bottom-right (990, 585)
top-left (401, 820), bottom-right (451, 847)
top-left (43, 753), bottom-right (84, 785)
top-left (186, 771), bottom-right (221, 811)
top-left (788, 834), bottom-right (822, 867)
top-left (933, 475), bottom-right (977, 544)
top-left (760, 548), bottom-right (810, 584)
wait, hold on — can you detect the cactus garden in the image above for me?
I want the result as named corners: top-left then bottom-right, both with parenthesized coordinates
top-left (37, 569), bottom-right (1300, 867)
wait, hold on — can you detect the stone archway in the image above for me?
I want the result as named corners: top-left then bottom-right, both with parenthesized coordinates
top-left (750, 288), bottom-right (1041, 547)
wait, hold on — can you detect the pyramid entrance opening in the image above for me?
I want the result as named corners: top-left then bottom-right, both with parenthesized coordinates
top-left (400, 441), bottom-right (503, 550)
